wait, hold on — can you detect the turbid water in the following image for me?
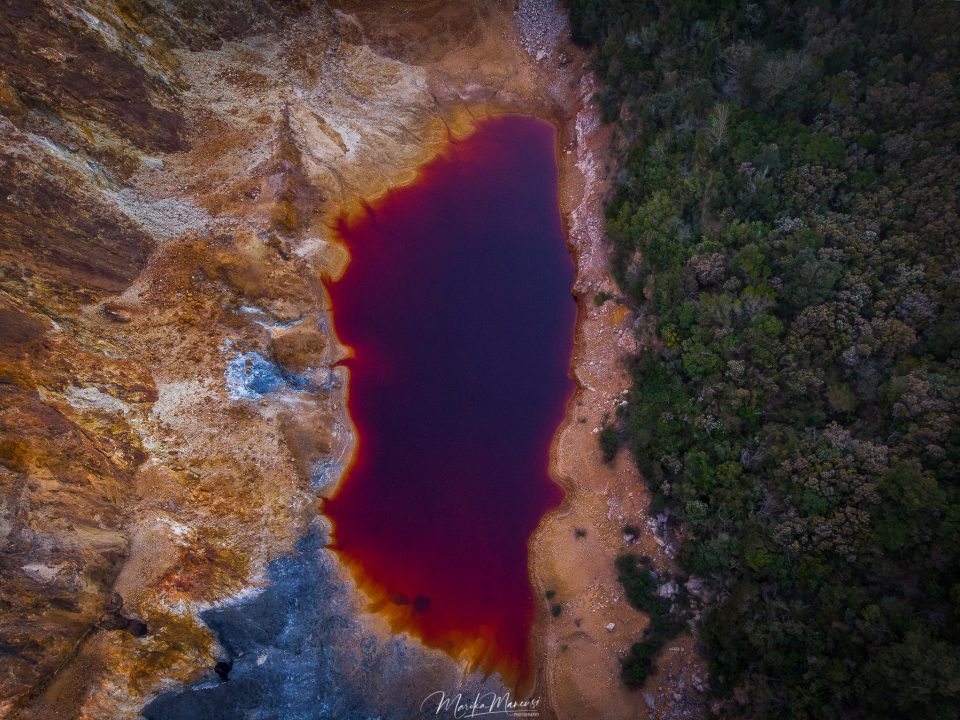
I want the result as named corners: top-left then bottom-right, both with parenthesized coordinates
top-left (325, 114), bottom-right (576, 686)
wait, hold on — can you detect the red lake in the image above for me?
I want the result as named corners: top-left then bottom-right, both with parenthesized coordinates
top-left (324, 114), bottom-right (575, 687)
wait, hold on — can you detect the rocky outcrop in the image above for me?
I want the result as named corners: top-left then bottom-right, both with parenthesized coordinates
top-left (0, 1), bottom-right (702, 718)
top-left (0, 0), bottom-right (184, 153)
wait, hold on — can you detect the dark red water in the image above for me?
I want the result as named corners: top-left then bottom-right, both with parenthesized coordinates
top-left (324, 115), bottom-right (575, 687)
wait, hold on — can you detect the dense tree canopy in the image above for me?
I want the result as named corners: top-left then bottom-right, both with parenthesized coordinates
top-left (569, 0), bottom-right (960, 717)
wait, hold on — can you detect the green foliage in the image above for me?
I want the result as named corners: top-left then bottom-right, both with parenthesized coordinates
top-left (575, 0), bottom-right (960, 714)
top-left (599, 422), bottom-right (620, 464)
top-left (615, 554), bottom-right (688, 688)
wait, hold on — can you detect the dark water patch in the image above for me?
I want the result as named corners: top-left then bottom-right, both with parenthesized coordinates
top-left (325, 115), bottom-right (576, 686)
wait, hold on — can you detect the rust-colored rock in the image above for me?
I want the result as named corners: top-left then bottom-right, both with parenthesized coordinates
top-left (0, 0), bottom-right (183, 152)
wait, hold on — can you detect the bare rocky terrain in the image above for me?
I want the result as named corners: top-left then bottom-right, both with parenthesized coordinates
top-left (0, 1), bottom-right (703, 718)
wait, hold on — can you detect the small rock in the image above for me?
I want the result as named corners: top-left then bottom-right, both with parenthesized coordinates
top-left (102, 305), bottom-right (132, 323)
top-left (657, 580), bottom-right (678, 599)
top-left (21, 562), bottom-right (63, 583)
top-left (605, 622), bottom-right (616, 632)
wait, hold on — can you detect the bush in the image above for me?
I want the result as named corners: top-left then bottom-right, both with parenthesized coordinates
top-left (599, 423), bottom-right (620, 464)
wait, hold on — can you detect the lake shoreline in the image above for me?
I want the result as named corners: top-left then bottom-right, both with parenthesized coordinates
top-left (0, 3), bottom-right (697, 718)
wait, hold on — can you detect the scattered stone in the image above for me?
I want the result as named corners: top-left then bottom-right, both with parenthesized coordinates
top-left (605, 622), bottom-right (616, 632)
top-left (102, 305), bottom-right (132, 323)
top-left (514, 0), bottom-right (566, 62)
top-left (685, 577), bottom-right (704, 595)
top-left (21, 563), bottom-right (64, 583)
top-left (657, 580), bottom-right (677, 598)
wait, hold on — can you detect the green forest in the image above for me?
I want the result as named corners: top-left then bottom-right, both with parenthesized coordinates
top-left (569, 0), bottom-right (960, 717)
